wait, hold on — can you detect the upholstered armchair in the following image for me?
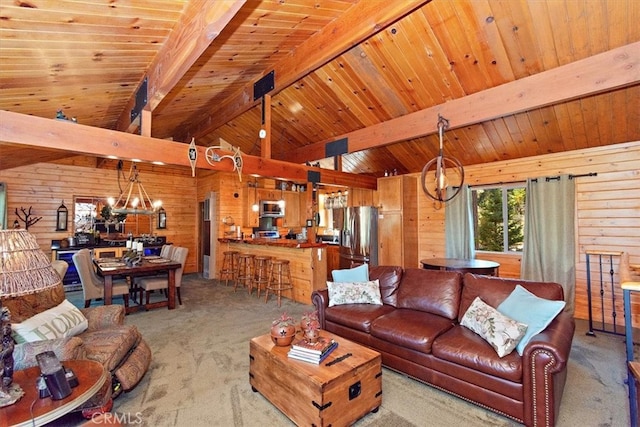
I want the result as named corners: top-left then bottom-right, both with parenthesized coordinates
top-left (2, 280), bottom-right (151, 413)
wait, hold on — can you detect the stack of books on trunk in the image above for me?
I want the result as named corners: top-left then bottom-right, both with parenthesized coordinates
top-left (287, 337), bottom-right (338, 364)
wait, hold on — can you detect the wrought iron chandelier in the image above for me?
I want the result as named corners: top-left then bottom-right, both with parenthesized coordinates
top-left (420, 115), bottom-right (464, 203)
top-left (108, 162), bottom-right (162, 215)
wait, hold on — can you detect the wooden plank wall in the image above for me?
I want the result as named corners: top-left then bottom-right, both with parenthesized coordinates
top-left (0, 157), bottom-right (199, 273)
top-left (196, 170), bottom-right (245, 278)
top-left (417, 141), bottom-right (640, 328)
top-left (1, 141), bottom-right (638, 328)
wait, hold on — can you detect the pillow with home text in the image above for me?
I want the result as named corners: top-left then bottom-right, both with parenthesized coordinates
top-left (11, 299), bottom-right (88, 344)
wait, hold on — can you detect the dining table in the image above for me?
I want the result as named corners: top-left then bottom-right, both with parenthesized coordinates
top-left (420, 258), bottom-right (500, 276)
top-left (94, 256), bottom-right (182, 312)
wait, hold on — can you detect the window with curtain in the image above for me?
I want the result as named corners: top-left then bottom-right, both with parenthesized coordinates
top-left (471, 184), bottom-right (526, 253)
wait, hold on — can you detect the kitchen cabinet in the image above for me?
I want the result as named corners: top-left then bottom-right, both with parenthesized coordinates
top-left (376, 176), bottom-right (418, 268)
top-left (257, 188), bottom-right (279, 201)
top-left (347, 187), bottom-right (374, 207)
top-left (326, 244), bottom-right (340, 280)
top-left (282, 192), bottom-right (300, 227)
top-left (244, 189), bottom-right (259, 228)
top-left (93, 247), bottom-right (125, 259)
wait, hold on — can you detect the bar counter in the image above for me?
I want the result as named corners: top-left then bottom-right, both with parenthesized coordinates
top-left (218, 238), bottom-right (327, 305)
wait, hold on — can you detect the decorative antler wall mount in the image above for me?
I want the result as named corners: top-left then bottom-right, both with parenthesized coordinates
top-left (205, 145), bottom-right (244, 182)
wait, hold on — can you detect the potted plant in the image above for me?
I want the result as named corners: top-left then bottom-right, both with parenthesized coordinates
top-left (300, 310), bottom-right (319, 332)
top-left (270, 312), bottom-right (296, 347)
top-left (303, 318), bottom-right (321, 344)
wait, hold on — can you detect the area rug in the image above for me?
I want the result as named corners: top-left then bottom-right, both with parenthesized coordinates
top-left (59, 275), bottom-right (630, 426)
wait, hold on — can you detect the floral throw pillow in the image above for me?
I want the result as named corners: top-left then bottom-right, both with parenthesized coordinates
top-left (327, 280), bottom-right (383, 307)
top-left (460, 296), bottom-right (528, 358)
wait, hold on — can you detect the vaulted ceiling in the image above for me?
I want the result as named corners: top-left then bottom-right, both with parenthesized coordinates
top-left (1, 0), bottom-right (639, 178)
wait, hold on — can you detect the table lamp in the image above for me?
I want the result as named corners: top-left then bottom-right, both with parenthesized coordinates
top-left (0, 229), bottom-right (62, 407)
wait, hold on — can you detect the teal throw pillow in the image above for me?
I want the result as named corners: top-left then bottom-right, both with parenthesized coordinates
top-left (332, 263), bottom-right (369, 282)
top-left (497, 285), bottom-right (566, 355)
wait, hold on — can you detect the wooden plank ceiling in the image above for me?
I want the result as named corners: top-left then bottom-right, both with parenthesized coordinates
top-left (1, 0), bottom-right (639, 177)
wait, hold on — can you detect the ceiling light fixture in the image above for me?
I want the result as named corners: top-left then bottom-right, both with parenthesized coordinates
top-left (108, 162), bottom-right (161, 215)
top-left (420, 115), bottom-right (464, 203)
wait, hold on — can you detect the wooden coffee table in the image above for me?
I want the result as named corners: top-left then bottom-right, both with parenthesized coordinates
top-left (249, 330), bottom-right (382, 427)
top-left (0, 359), bottom-right (108, 427)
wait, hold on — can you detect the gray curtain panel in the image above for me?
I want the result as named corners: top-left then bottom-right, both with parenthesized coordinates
top-left (0, 182), bottom-right (6, 229)
top-left (445, 185), bottom-right (475, 259)
top-left (521, 175), bottom-right (576, 313)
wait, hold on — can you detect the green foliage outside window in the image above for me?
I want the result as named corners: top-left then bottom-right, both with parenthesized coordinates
top-left (473, 187), bottom-right (525, 252)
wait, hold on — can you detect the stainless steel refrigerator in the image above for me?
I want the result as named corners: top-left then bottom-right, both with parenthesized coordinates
top-left (332, 206), bottom-right (378, 269)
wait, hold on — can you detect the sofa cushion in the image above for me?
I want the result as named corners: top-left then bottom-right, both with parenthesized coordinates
top-left (497, 285), bottom-right (566, 355)
top-left (325, 304), bottom-right (395, 333)
top-left (327, 279), bottom-right (382, 306)
top-left (459, 273), bottom-right (565, 323)
top-left (11, 299), bottom-right (88, 344)
top-left (331, 263), bottom-right (369, 282)
top-left (78, 325), bottom-right (142, 371)
top-left (368, 265), bottom-right (403, 306)
top-left (396, 269), bottom-right (463, 320)
top-left (432, 325), bottom-right (523, 382)
top-left (461, 297), bottom-right (527, 357)
top-left (370, 309), bottom-right (455, 354)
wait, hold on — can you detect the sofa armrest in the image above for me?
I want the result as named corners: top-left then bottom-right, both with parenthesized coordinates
top-left (13, 336), bottom-right (85, 371)
top-left (523, 311), bottom-right (575, 368)
top-left (522, 311), bottom-right (575, 426)
top-left (311, 289), bottom-right (329, 329)
top-left (81, 305), bottom-right (125, 331)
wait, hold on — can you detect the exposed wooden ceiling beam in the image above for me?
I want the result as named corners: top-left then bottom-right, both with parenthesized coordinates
top-left (0, 110), bottom-right (376, 190)
top-left (282, 41), bottom-right (640, 164)
top-left (178, 0), bottom-right (430, 142)
top-left (115, 0), bottom-right (246, 132)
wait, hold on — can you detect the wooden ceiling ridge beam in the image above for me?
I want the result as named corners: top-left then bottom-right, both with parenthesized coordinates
top-left (179, 0), bottom-right (431, 142)
top-left (282, 41), bottom-right (640, 165)
top-left (0, 110), bottom-right (376, 190)
top-left (115, 0), bottom-right (246, 132)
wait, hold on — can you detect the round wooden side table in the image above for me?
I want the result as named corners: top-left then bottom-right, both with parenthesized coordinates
top-left (420, 258), bottom-right (500, 276)
top-left (0, 359), bottom-right (108, 427)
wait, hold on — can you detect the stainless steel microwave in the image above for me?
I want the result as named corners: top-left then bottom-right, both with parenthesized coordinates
top-left (259, 200), bottom-right (285, 217)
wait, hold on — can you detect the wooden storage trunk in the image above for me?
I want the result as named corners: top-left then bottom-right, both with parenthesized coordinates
top-left (249, 331), bottom-right (382, 426)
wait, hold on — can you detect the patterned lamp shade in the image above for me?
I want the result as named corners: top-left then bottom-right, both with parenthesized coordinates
top-left (1, 229), bottom-right (62, 406)
top-left (0, 229), bottom-right (61, 297)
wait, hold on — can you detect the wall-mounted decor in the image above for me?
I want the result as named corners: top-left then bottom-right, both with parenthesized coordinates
top-left (56, 200), bottom-right (68, 231)
top-left (157, 207), bottom-right (166, 229)
top-left (14, 206), bottom-right (42, 230)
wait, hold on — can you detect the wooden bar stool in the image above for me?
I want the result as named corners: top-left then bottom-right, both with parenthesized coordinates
top-left (235, 253), bottom-right (255, 292)
top-left (252, 256), bottom-right (272, 297)
top-left (220, 250), bottom-right (239, 286)
top-left (265, 259), bottom-right (293, 307)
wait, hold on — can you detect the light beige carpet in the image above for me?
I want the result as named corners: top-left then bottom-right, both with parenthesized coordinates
top-left (57, 275), bottom-right (630, 426)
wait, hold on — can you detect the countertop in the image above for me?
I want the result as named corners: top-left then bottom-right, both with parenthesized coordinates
top-left (51, 241), bottom-right (167, 250)
top-left (218, 237), bottom-right (326, 249)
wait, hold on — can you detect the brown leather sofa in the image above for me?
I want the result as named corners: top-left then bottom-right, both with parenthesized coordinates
top-left (312, 267), bottom-right (575, 426)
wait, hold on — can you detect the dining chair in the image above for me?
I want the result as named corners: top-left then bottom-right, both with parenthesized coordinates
top-left (72, 248), bottom-right (130, 308)
top-left (131, 244), bottom-right (175, 301)
top-left (137, 247), bottom-right (189, 305)
top-left (51, 259), bottom-right (68, 280)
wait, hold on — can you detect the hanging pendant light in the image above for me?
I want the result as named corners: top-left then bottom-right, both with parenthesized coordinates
top-left (421, 115), bottom-right (464, 203)
top-left (108, 162), bottom-right (162, 215)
